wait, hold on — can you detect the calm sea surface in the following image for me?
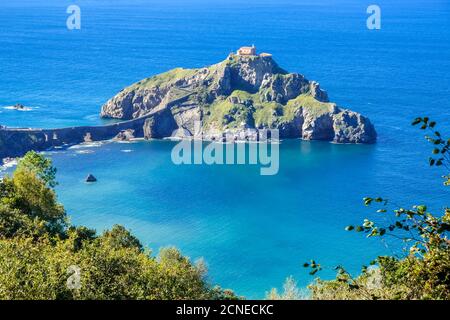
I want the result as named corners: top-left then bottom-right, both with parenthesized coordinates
top-left (0, 0), bottom-right (449, 298)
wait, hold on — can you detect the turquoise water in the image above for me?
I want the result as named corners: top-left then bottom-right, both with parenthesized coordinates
top-left (1, 0), bottom-right (449, 298)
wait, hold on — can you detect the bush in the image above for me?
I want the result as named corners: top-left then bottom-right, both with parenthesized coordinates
top-left (0, 152), bottom-right (237, 300)
top-left (304, 118), bottom-right (450, 300)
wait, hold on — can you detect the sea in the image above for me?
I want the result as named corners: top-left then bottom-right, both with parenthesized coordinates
top-left (0, 0), bottom-right (449, 298)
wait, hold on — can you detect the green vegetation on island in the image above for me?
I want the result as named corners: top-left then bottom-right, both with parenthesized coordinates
top-left (101, 52), bottom-right (376, 143)
top-left (0, 51), bottom-right (377, 160)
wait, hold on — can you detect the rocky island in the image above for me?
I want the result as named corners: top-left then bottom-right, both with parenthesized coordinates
top-left (0, 47), bottom-right (376, 159)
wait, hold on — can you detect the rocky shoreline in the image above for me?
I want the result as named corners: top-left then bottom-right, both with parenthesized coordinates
top-left (0, 49), bottom-right (376, 159)
top-left (102, 50), bottom-right (376, 144)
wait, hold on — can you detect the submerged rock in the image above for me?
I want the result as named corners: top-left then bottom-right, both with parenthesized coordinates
top-left (9, 103), bottom-right (32, 111)
top-left (14, 104), bottom-right (26, 110)
top-left (85, 174), bottom-right (97, 183)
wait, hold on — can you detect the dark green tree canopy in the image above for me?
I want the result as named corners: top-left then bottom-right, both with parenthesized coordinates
top-left (0, 151), bottom-right (239, 300)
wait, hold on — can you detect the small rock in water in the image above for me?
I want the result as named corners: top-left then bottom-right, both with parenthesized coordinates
top-left (114, 129), bottom-right (135, 141)
top-left (85, 174), bottom-right (97, 183)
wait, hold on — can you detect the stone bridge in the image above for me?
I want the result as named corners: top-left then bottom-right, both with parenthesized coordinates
top-left (0, 90), bottom-right (194, 159)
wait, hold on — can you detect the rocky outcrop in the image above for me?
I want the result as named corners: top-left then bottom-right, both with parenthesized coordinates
top-left (85, 174), bottom-right (97, 183)
top-left (101, 53), bottom-right (376, 144)
top-left (0, 52), bottom-right (376, 159)
top-left (13, 104), bottom-right (26, 110)
top-left (332, 110), bottom-right (377, 144)
top-left (143, 109), bottom-right (178, 139)
top-left (0, 115), bottom-right (150, 159)
top-left (114, 129), bottom-right (135, 141)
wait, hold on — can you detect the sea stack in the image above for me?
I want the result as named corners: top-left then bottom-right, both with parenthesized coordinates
top-left (85, 174), bottom-right (97, 183)
top-left (13, 103), bottom-right (26, 110)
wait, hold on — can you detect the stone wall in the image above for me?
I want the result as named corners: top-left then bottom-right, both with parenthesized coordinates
top-left (0, 115), bottom-right (150, 159)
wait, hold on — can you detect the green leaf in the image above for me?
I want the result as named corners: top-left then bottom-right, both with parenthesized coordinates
top-left (349, 284), bottom-right (360, 290)
top-left (416, 205), bottom-right (427, 214)
top-left (412, 118), bottom-right (422, 125)
top-left (363, 219), bottom-right (373, 228)
top-left (364, 197), bottom-right (373, 206)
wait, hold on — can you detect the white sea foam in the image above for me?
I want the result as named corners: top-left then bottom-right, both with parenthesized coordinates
top-left (116, 139), bottom-right (140, 144)
top-left (41, 151), bottom-right (59, 156)
top-left (121, 149), bottom-right (133, 153)
top-left (83, 114), bottom-right (99, 121)
top-left (75, 150), bottom-right (95, 154)
top-left (68, 141), bottom-right (104, 150)
top-left (1, 158), bottom-right (18, 171)
top-left (3, 106), bottom-right (33, 111)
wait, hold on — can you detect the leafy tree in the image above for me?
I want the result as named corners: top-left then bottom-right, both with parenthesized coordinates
top-left (0, 237), bottom-right (69, 299)
top-left (101, 225), bottom-right (143, 251)
top-left (151, 247), bottom-right (211, 299)
top-left (209, 286), bottom-right (241, 300)
top-left (0, 152), bottom-right (66, 238)
top-left (0, 235), bottom-right (217, 300)
top-left (16, 151), bottom-right (58, 188)
top-left (303, 118), bottom-right (450, 300)
top-left (412, 117), bottom-right (450, 186)
top-left (0, 152), bottom-right (238, 300)
top-left (266, 276), bottom-right (307, 300)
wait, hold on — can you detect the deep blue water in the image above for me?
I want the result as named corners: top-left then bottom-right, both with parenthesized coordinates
top-left (1, 0), bottom-right (449, 298)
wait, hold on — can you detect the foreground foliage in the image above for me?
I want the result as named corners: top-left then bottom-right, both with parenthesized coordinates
top-left (304, 118), bottom-right (450, 300)
top-left (0, 152), bottom-right (237, 300)
top-left (265, 276), bottom-right (308, 300)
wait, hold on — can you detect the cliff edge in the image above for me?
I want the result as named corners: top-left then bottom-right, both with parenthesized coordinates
top-left (0, 49), bottom-right (376, 159)
top-left (101, 52), bottom-right (376, 143)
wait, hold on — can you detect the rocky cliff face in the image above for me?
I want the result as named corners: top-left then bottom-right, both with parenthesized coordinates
top-left (102, 54), bottom-right (376, 143)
